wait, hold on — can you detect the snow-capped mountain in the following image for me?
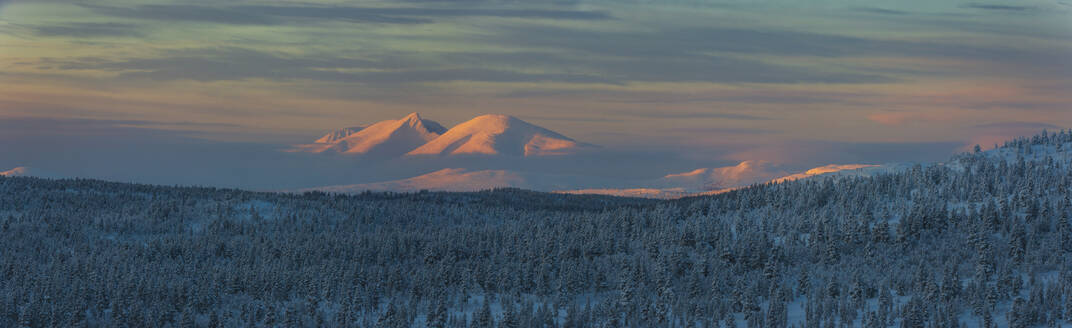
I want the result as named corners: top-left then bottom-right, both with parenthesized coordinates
top-left (289, 126), bottom-right (368, 153)
top-left (289, 113), bottom-right (446, 156)
top-left (291, 113), bottom-right (589, 158)
top-left (316, 126), bottom-right (367, 144)
top-left (407, 114), bottom-right (590, 157)
top-left (658, 160), bottom-right (790, 191)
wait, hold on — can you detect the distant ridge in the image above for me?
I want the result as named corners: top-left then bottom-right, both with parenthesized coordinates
top-left (300, 161), bottom-right (892, 198)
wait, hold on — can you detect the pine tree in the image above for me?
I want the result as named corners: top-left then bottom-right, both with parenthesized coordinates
top-left (1058, 217), bottom-right (1071, 252)
top-left (180, 308), bottom-right (196, 328)
top-left (798, 271), bottom-right (811, 296)
top-left (208, 310), bottom-right (221, 328)
top-left (474, 298), bottom-right (493, 328)
top-left (376, 301), bottom-right (402, 328)
top-left (502, 303), bottom-right (519, 328)
top-left (428, 299), bottom-right (448, 328)
top-left (878, 287), bottom-right (892, 326)
top-left (982, 309), bottom-right (993, 328)
top-left (1008, 297), bottom-right (1027, 328)
top-left (1009, 223), bottom-right (1027, 265)
top-left (766, 288), bottom-right (787, 328)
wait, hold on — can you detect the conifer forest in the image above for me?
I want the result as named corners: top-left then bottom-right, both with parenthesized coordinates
top-left (2, 132), bottom-right (1071, 328)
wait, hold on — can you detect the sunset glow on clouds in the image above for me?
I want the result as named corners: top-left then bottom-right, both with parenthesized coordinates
top-left (0, 0), bottom-right (1070, 188)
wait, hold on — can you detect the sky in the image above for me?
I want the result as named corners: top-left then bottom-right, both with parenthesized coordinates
top-left (0, 0), bottom-right (1070, 189)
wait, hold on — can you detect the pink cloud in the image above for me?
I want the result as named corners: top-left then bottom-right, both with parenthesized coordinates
top-left (867, 112), bottom-right (914, 126)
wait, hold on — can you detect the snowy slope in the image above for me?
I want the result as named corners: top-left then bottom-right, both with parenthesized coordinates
top-left (303, 168), bottom-right (626, 193)
top-left (305, 161), bottom-right (896, 198)
top-left (976, 141), bottom-right (1072, 164)
top-left (311, 168), bottom-right (527, 192)
top-left (556, 162), bottom-right (897, 199)
top-left (289, 113), bottom-right (446, 156)
top-left (407, 115), bottom-right (590, 157)
top-left (317, 126), bottom-right (368, 144)
top-left (556, 161), bottom-right (792, 199)
top-left (768, 164), bottom-right (881, 183)
top-left (288, 126), bottom-right (367, 153)
top-left (659, 160), bottom-right (790, 191)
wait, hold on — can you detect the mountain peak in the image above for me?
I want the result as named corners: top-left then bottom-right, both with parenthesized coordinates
top-left (471, 113), bottom-right (514, 122)
top-left (314, 126), bottom-right (366, 144)
top-left (289, 113), bottom-right (446, 156)
top-left (401, 112), bottom-right (423, 122)
top-left (407, 114), bottom-right (586, 157)
top-left (291, 113), bottom-right (585, 157)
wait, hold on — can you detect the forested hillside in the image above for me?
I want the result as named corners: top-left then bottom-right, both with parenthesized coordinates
top-left (1, 131), bottom-right (1071, 328)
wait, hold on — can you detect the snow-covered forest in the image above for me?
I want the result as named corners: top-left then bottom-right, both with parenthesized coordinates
top-left (1, 131), bottom-right (1071, 328)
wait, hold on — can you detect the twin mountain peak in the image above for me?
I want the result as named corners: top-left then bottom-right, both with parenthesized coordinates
top-left (291, 113), bottom-right (592, 157)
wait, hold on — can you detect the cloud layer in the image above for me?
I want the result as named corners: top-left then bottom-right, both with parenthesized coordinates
top-left (0, 0), bottom-right (1069, 188)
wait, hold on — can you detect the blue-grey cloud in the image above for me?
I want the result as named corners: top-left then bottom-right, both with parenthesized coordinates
top-left (852, 7), bottom-right (911, 15)
top-left (487, 24), bottom-right (1072, 81)
top-left (962, 3), bottom-right (1033, 11)
top-left (81, 4), bottom-right (281, 25)
top-left (43, 47), bottom-right (378, 81)
top-left (43, 46), bottom-right (881, 85)
top-left (89, 52), bottom-right (615, 83)
top-left (490, 24), bottom-right (1057, 61)
top-left (495, 26), bottom-right (856, 57)
top-left (499, 88), bottom-right (868, 106)
top-left (30, 5), bottom-right (1072, 88)
top-left (81, 4), bottom-right (610, 25)
top-left (239, 5), bottom-right (611, 20)
top-left (586, 56), bottom-right (890, 84)
top-left (402, 0), bottom-right (584, 4)
top-left (0, 117), bottom-right (240, 139)
top-left (31, 22), bottom-right (143, 37)
top-left (442, 51), bottom-right (892, 84)
top-left (113, 66), bottom-right (616, 84)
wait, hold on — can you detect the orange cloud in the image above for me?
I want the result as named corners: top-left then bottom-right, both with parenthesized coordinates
top-left (867, 112), bottom-right (914, 126)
